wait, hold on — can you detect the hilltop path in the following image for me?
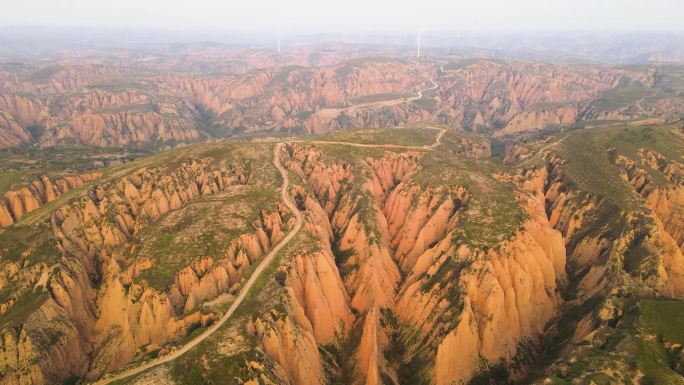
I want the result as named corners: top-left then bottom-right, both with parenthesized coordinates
top-left (297, 126), bottom-right (445, 151)
top-left (92, 143), bottom-right (304, 385)
top-left (93, 122), bottom-right (444, 385)
top-left (311, 77), bottom-right (438, 119)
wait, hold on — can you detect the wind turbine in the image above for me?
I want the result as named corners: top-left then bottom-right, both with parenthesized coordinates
top-left (416, 30), bottom-right (422, 59)
top-left (274, 31), bottom-right (282, 71)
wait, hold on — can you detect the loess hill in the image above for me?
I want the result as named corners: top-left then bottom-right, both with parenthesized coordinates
top-left (1, 123), bottom-right (683, 385)
top-left (1, 46), bottom-right (684, 385)
top-left (2, 49), bottom-right (684, 150)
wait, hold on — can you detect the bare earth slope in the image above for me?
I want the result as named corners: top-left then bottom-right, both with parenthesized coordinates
top-left (1, 122), bottom-right (684, 385)
top-left (2, 46), bottom-right (684, 385)
top-left (92, 142), bottom-right (305, 384)
top-left (2, 52), bottom-right (684, 150)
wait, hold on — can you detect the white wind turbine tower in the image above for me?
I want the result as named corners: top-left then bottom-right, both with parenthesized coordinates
top-left (416, 30), bottom-right (422, 59)
top-left (273, 31), bottom-right (282, 71)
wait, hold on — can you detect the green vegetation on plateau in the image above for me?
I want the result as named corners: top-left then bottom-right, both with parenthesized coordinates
top-left (553, 123), bottom-right (684, 210)
top-left (637, 300), bottom-right (684, 385)
top-left (320, 126), bottom-right (439, 147)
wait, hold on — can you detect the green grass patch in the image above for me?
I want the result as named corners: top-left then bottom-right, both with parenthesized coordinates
top-left (168, 230), bottom-right (315, 385)
top-left (321, 126), bottom-right (438, 147)
top-left (416, 148), bottom-right (525, 249)
top-left (633, 299), bottom-right (684, 385)
top-left (171, 349), bottom-right (262, 385)
top-left (554, 124), bottom-right (684, 206)
top-left (0, 146), bottom-right (147, 195)
top-left (640, 299), bottom-right (684, 345)
top-left (594, 83), bottom-right (654, 111)
top-left (442, 58), bottom-right (502, 71)
top-left (0, 223), bottom-right (61, 264)
top-left (294, 110), bottom-right (313, 120)
top-left (194, 103), bottom-right (235, 139)
top-left (134, 185), bottom-right (280, 292)
top-left (270, 65), bottom-right (308, 85)
top-left (602, 125), bottom-right (684, 162)
top-left (554, 128), bottom-right (641, 211)
top-left (28, 65), bottom-right (62, 83)
top-left (0, 288), bottom-right (48, 329)
top-left (636, 337), bottom-right (684, 385)
top-left (0, 170), bottom-right (23, 195)
top-left (25, 124), bottom-right (45, 140)
top-left (413, 97), bottom-right (438, 112)
top-left (95, 103), bottom-right (157, 114)
top-left (348, 92), bottom-right (410, 104)
top-left (334, 56), bottom-right (404, 77)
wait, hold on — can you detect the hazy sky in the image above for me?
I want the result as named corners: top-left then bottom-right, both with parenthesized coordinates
top-left (2, 0), bottom-right (683, 33)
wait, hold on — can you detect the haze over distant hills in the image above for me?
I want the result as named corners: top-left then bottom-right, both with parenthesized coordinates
top-left (2, 27), bottom-right (684, 64)
top-left (2, 14), bottom-right (684, 385)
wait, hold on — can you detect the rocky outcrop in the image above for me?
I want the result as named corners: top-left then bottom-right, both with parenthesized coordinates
top-left (88, 261), bottom-right (216, 375)
top-left (355, 308), bottom-right (390, 385)
top-left (163, 71), bottom-right (273, 114)
top-left (438, 61), bottom-right (649, 132)
top-left (1, 257), bottom-right (95, 385)
top-left (0, 156), bottom-right (260, 385)
top-left (601, 147), bottom-right (684, 297)
top-left (609, 148), bottom-right (684, 250)
top-left (284, 250), bottom-right (354, 343)
top-left (7, 132), bottom-right (684, 385)
top-left (0, 172), bottom-right (102, 227)
top-left (277, 137), bottom-right (684, 385)
top-left (210, 61), bottom-right (432, 135)
top-left (87, 201), bottom-right (288, 378)
top-left (45, 90), bottom-right (151, 123)
top-left (169, 206), bottom-right (288, 314)
top-left (0, 94), bottom-right (44, 126)
top-left (500, 105), bottom-right (578, 135)
top-left (205, 59), bottom-right (660, 136)
top-left (0, 93), bottom-right (44, 148)
top-left (278, 143), bottom-right (570, 385)
top-left (0, 58), bottom-right (667, 149)
top-left (503, 143), bottom-right (533, 165)
top-left (0, 111), bottom-right (32, 149)
top-left (429, 200), bottom-right (566, 384)
top-left (249, 189), bottom-right (353, 385)
top-left (505, 138), bottom-right (684, 385)
top-left (40, 109), bottom-right (200, 148)
top-left (279, 145), bottom-right (417, 382)
top-left (257, 311), bottom-right (324, 385)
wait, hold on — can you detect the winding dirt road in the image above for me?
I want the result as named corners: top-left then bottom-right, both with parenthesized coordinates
top-left (635, 95), bottom-right (650, 115)
top-left (517, 133), bottom-right (569, 167)
top-left (92, 124), bottom-right (444, 385)
top-left (427, 126), bottom-right (446, 149)
top-left (92, 144), bottom-right (304, 385)
top-left (296, 126), bottom-right (446, 151)
top-left (411, 77), bottom-right (438, 101)
top-left (312, 77), bottom-right (438, 120)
